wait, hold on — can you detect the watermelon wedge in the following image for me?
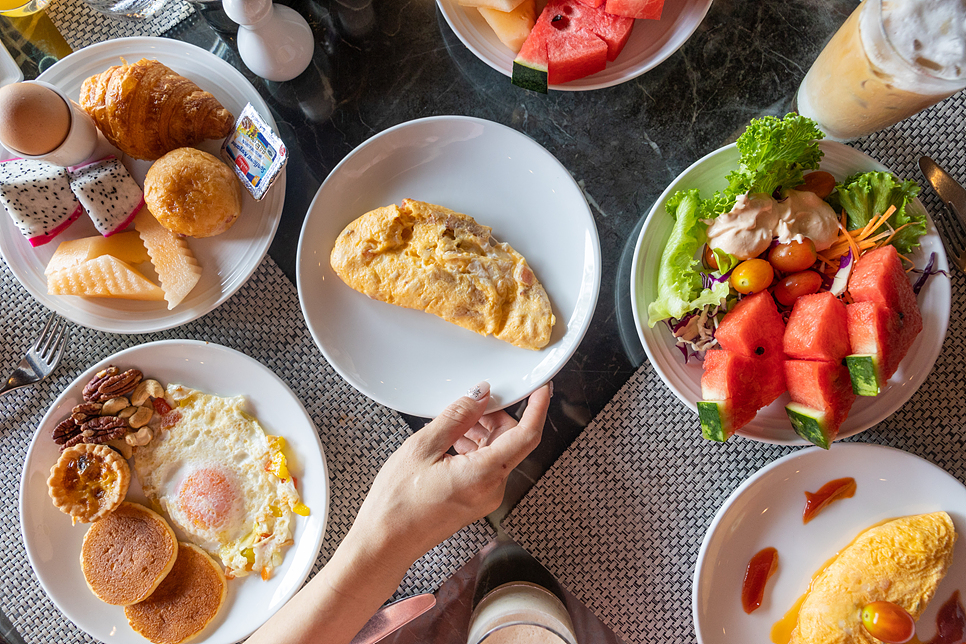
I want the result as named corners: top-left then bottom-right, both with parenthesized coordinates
top-left (715, 291), bottom-right (786, 360)
top-left (783, 292), bottom-right (851, 362)
top-left (700, 350), bottom-right (786, 441)
top-left (512, 0), bottom-right (634, 93)
top-left (848, 245), bottom-right (922, 358)
top-left (604, 0), bottom-right (664, 20)
top-left (784, 359), bottom-right (856, 449)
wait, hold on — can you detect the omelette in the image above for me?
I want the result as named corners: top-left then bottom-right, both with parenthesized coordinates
top-left (790, 512), bottom-right (957, 644)
top-left (134, 385), bottom-right (308, 581)
top-left (330, 199), bottom-right (555, 350)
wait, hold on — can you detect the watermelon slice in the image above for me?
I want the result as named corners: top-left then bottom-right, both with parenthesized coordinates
top-left (715, 291), bottom-right (786, 361)
top-left (512, 0), bottom-right (634, 93)
top-left (699, 350), bottom-right (786, 441)
top-left (848, 245), bottom-right (923, 357)
top-left (784, 360), bottom-right (856, 449)
top-left (604, 0), bottom-right (663, 20)
top-left (783, 292), bottom-right (851, 362)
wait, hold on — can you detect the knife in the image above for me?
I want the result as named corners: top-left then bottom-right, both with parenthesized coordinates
top-left (918, 156), bottom-right (966, 229)
top-left (349, 593), bottom-right (437, 644)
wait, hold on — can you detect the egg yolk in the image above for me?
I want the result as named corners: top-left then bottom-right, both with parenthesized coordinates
top-left (178, 467), bottom-right (236, 530)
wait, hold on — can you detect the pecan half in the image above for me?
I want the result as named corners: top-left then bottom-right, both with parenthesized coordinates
top-left (64, 416), bottom-right (129, 448)
top-left (71, 402), bottom-right (103, 424)
top-left (83, 366), bottom-right (119, 402)
top-left (52, 417), bottom-right (80, 445)
top-left (94, 369), bottom-right (143, 401)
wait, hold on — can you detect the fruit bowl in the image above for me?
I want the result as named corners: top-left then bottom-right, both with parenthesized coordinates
top-left (629, 141), bottom-right (951, 445)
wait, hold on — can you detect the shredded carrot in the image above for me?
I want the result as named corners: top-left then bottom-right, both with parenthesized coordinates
top-left (817, 205), bottom-right (902, 274)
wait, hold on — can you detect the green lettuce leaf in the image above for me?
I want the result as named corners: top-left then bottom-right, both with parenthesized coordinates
top-left (648, 190), bottom-right (730, 326)
top-left (829, 171), bottom-right (925, 253)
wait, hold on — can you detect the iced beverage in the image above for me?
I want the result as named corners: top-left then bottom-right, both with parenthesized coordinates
top-left (467, 582), bottom-right (577, 644)
top-left (795, 0), bottom-right (966, 140)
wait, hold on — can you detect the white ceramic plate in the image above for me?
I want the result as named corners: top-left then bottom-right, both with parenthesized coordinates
top-left (20, 340), bottom-right (328, 644)
top-left (693, 444), bottom-right (966, 643)
top-left (297, 115), bottom-right (600, 416)
top-left (630, 141), bottom-right (951, 444)
top-left (436, 0), bottom-right (713, 91)
top-left (0, 37), bottom-right (286, 333)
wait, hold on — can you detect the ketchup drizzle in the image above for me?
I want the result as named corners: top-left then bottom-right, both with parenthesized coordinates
top-left (802, 477), bottom-right (856, 524)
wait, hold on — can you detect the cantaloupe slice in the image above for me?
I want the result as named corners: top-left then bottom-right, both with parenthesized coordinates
top-left (479, 0), bottom-right (536, 52)
top-left (47, 255), bottom-right (165, 301)
top-left (459, 0), bottom-right (525, 12)
top-left (44, 231), bottom-right (150, 276)
top-left (134, 209), bottom-right (202, 310)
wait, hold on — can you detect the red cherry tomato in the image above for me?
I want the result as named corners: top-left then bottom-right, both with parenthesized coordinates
top-left (768, 239), bottom-right (818, 273)
top-left (730, 259), bottom-right (774, 295)
top-left (797, 171), bottom-right (837, 200)
top-left (773, 270), bottom-right (824, 307)
top-left (861, 601), bottom-right (915, 643)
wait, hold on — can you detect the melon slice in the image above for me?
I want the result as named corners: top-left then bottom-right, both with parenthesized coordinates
top-left (134, 209), bottom-right (202, 310)
top-left (478, 0), bottom-right (537, 52)
top-left (44, 231), bottom-right (150, 276)
top-left (47, 255), bottom-right (165, 301)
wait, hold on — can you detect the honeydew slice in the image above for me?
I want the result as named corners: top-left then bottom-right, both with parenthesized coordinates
top-left (134, 209), bottom-right (202, 310)
top-left (47, 255), bottom-right (165, 301)
top-left (44, 231), bottom-right (150, 276)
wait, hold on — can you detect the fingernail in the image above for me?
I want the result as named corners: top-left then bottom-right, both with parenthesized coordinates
top-left (467, 381), bottom-right (491, 401)
top-left (547, 381), bottom-right (554, 398)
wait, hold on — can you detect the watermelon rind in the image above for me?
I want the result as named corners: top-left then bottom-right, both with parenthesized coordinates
top-left (845, 354), bottom-right (883, 396)
top-left (511, 60), bottom-right (549, 93)
top-left (697, 401), bottom-right (730, 442)
top-left (785, 403), bottom-right (833, 450)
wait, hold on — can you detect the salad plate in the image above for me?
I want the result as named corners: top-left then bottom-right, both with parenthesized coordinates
top-left (0, 37), bottom-right (286, 334)
top-left (297, 115), bottom-right (600, 417)
top-left (630, 141), bottom-right (951, 444)
top-left (693, 444), bottom-right (966, 644)
top-left (20, 340), bottom-right (328, 644)
top-left (436, 0), bottom-right (713, 91)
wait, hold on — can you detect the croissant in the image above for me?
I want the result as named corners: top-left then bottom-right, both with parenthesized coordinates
top-left (79, 58), bottom-right (234, 160)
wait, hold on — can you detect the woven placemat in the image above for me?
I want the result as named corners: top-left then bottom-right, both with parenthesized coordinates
top-left (0, 254), bottom-right (492, 643)
top-left (503, 93), bottom-right (966, 644)
top-left (45, 0), bottom-right (193, 51)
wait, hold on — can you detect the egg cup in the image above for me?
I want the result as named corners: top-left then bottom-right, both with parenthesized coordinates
top-left (11, 81), bottom-right (99, 167)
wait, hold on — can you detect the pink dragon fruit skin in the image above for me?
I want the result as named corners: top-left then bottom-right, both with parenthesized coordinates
top-left (0, 158), bottom-right (83, 247)
top-left (68, 156), bottom-right (145, 237)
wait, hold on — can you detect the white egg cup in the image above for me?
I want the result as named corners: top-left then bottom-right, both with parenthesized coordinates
top-left (6, 81), bottom-right (99, 167)
top-left (222, 0), bottom-right (314, 82)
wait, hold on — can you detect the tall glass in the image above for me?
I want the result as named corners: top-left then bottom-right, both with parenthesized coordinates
top-left (795, 0), bottom-right (966, 140)
top-left (80, 0), bottom-right (170, 19)
top-left (0, 0), bottom-right (51, 17)
top-left (467, 582), bottom-right (578, 644)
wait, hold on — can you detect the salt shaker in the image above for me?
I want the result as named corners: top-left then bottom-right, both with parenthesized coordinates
top-left (222, 0), bottom-right (314, 82)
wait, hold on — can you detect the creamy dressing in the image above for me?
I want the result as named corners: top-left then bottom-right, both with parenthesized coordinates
top-left (705, 190), bottom-right (840, 259)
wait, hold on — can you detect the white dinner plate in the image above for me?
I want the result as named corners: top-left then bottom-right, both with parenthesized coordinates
top-left (0, 37), bottom-right (286, 334)
top-left (693, 444), bottom-right (966, 643)
top-left (20, 340), bottom-right (328, 644)
top-left (297, 115), bottom-right (601, 416)
top-left (436, 0), bottom-right (713, 91)
top-left (630, 141), bottom-right (951, 444)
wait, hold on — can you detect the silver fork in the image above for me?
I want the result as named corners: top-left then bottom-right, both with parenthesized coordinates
top-left (932, 201), bottom-right (966, 273)
top-left (0, 314), bottom-right (70, 397)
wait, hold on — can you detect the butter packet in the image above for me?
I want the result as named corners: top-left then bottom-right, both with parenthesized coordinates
top-left (221, 103), bottom-right (287, 200)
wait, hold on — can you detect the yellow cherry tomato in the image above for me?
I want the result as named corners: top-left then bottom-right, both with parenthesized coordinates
top-left (730, 259), bottom-right (774, 294)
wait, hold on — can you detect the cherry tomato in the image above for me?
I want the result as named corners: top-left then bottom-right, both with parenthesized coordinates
top-left (773, 270), bottom-right (824, 307)
top-left (768, 239), bottom-right (818, 273)
top-left (861, 601), bottom-right (915, 643)
top-left (703, 245), bottom-right (719, 270)
top-left (730, 259), bottom-right (774, 294)
top-left (797, 171), bottom-right (837, 199)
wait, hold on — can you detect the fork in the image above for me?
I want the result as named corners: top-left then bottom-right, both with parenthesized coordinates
top-left (932, 201), bottom-right (966, 273)
top-left (0, 314), bottom-right (70, 398)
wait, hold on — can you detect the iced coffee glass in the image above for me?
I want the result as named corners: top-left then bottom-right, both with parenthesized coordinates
top-left (795, 0), bottom-right (966, 140)
top-left (467, 582), bottom-right (578, 644)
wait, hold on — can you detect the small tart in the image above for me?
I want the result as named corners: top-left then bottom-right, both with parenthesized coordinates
top-left (48, 443), bottom-right (130, 524)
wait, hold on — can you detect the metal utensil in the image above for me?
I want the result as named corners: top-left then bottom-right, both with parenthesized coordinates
top-left (0, 313), bottom-right (69, 397)
top-left (919, 156), bottom-right (966, 272)
top-left (349, 593), bottom-right (437, 644)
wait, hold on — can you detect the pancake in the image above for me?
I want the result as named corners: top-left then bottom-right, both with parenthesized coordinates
top-left (791, 512), bottom-right (957, 644)
top-left (330, 199), bottom-right (555, 350)
top-left (80, 501), bottom-right (178, 605)
top-left (125, 542), bottom-right (228, 644)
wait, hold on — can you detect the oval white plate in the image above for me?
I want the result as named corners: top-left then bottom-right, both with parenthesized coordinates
top-left (630, 141), bottom-right (951, 444)
top-left (0, 37), bottom-right (286, 334)
top-left (436, 0), bottom-right (713, 91)
top-left (297, 115), bottom-right (601, 417)
top-left (693, 444), bottom-right (966, 643)
top-left (20, 340), bottom-right (328, 644)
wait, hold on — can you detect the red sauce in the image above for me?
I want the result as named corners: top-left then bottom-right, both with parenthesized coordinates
top-left (802, 477), bottom-right (856, 524)
top-left (742, 547), bottom-right (779, 614)
top-left (911, 591), bottom-right (966, 644)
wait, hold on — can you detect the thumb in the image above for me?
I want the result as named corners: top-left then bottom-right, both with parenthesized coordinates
top-left (413, 382), bottom-right (491, 458)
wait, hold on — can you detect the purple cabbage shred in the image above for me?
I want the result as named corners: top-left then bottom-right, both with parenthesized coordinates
top-left (912, 252), bottom-right (949, 295)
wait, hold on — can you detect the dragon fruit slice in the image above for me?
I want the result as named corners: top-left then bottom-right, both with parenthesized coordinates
top-left (0, 158), bottom-right (83, 247)
top-left (68, 156), bottom-right (145, 237)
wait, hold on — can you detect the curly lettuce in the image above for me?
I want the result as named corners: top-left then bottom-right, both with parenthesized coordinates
top-left (828, 171), bottom-right (925, 254)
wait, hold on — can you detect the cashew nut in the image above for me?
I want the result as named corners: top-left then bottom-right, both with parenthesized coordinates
top-left (125, 426), bottom-right (153, 447)
top-left (118, 406), bottom-right (138, 419)
top-left (130, 379), bottom-right (164, 407)
top-left (128, 406), bottom-right (154, 429)
top-left (100, 397), bottom-right (130, 416)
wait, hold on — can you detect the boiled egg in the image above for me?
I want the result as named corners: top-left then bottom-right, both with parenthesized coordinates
top-left (0, 82), bottom-right (71, 156)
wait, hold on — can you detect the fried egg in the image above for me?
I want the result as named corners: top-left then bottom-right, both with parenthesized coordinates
top-left (133, 384), bottom-right (308, 580)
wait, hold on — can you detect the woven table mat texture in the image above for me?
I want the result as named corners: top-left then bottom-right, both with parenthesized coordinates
top-left (45, 0), bottom-right (193, 51)
top-left (0, 254), bottom-right (492, 643)
top-left (502, 94), bottom-right (966, 644)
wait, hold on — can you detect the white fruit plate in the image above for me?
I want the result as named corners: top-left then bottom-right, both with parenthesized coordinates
top-left (0, 37), bottom-right (285, 334)
top-left (629, 141), bottom-right (951, 445)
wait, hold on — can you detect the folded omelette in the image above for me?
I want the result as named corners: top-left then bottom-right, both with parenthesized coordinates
top-left (330, 199), bottom-right (555, 350)
top-left (790, 512), bottom-right (957, 644)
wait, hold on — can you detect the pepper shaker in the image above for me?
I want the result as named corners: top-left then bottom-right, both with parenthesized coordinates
top-left (222, 0), bottom-right (314, 82)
